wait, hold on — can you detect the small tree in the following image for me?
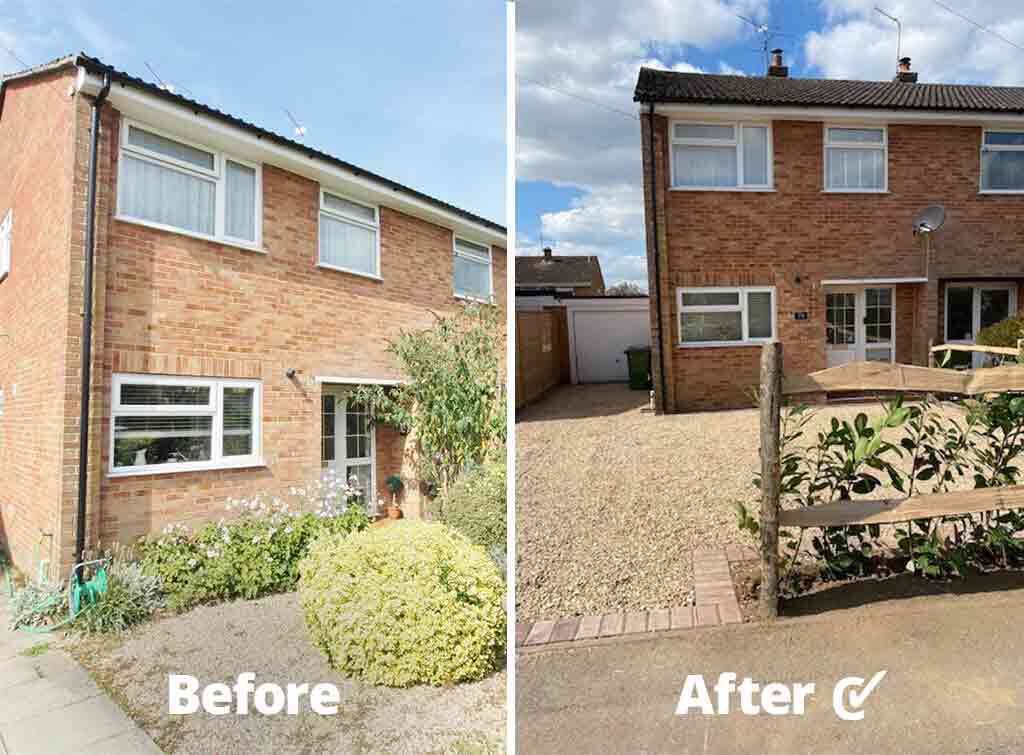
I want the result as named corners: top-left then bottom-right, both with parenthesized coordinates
top-left (605, 281), bottom-right (645, 296)
top-left (354, 305), bottom-right (505, 496)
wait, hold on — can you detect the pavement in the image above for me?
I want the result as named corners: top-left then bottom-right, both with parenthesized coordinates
top-left (518, 574), bottom-right (1024, 754)
top-left (0, 592), bottom-right (161, 754)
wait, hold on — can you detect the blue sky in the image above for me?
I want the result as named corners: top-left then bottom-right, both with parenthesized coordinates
top-left (517, 0), bottom-right (1024, 288)
top-left (0, 0), bottom-right (506, 226)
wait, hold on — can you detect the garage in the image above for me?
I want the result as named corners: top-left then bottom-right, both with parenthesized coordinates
top-left (565, 297), bottom-right (650, 383)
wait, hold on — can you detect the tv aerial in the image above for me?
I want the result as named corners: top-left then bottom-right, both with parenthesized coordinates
top-left (737, 15), bottom-right (796, 70)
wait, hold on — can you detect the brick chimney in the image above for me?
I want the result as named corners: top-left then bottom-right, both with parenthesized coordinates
top-left (767, 48), bottom-right (788, 78)
top-left (542, 247), bottom-right (552, 258)
top-left (894, 56), bottom-right (918, 83)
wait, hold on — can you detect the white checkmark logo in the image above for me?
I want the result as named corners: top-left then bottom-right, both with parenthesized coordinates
top-left (833, 670), bottom-right (887, 721)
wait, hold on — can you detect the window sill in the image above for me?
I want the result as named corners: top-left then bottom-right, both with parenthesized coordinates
top-left (669, 187), bottom-right (775, 193)
top-left (108, 458), bottom-right (266, 478)
top-left (114, 216), bottom-right (267, 254)
top-left (677, 340), bottom-right (773, 349)
top-left (316, 262), bottom-right (383, 281)
top-left (822, 189), bottom-right (889, 194)
top-left (455, 292), bottom-right (494, 305)
top-left (979, 190), bottom-right (1024, 195)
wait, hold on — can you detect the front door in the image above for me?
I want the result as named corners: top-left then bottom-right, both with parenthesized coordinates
top-left (945, 283), bottom-right (1017, 368)
top-left (321, 391), bottom-right (375, 503)
top-left (826, 287), bottom-right (895, 367)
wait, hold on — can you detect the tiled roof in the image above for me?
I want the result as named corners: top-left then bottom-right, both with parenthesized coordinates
top-left (3, 53), bottom-right (505, 235)
top-left (634, 67), bottom-right (1024, 113)
top-left (515, 254), bottom-right (601, 288)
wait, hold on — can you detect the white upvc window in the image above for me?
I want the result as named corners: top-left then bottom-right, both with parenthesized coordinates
top-left (0, 209), bottom-right (10, 282)
top-left (670, 122), bottom-right (772, 190)
top-left (116, 119), bottom-right (262, 249)
top-left (453, 236), bottom-right (493, 302)
top-left (677, 286), bottom-right (776, 347)
top-left (981, 130), bottom-right (1024, 192)
top-left (321, 393), bottom-right (375, 502)
top-left (110, 374), bottom-right (262, 476)
top-left (824, 126), bottom-right (887, 192)
top-left (318, 190), bottom-right (381, 279)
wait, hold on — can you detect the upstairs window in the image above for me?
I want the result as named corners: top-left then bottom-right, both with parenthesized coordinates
top-left (117, 121), bottom-right (261, 246)
top-left (677, 286), bottom-right (775, 346)
top-left (0, 209), bottom-right (10, 282)
top-left (453, 237), bottom-right (493, 302)
top-left (981, 130), bottom-right (1024, 192)
top-left (110, 374), bottom-right (261, 475)
top-left (824, 126), bottom-right (887, 192)
top-left (671, 122), bottom-right (771, 189)
top-left (318, 191), bottom-right (380, 278)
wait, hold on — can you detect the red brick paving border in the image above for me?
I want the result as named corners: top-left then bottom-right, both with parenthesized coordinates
top-left (516, 544), bottom-right (756, 650)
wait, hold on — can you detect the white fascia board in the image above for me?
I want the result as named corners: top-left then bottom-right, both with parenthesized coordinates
top-left (822, 277), bottom-right (928, 285)
top-left (314, 376), bottom-right (405, 386)
top-left (646, 102), bottom-right (1024, 128)
top-left (563, 297), bottom-right (650, 311)
top-left (77, 70), bottom-right (506, 248)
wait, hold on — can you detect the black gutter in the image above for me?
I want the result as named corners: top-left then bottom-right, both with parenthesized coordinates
top-left (646, 102), bottom-right (668, 413)
top-left (74, 72), bottom-right (110, 570)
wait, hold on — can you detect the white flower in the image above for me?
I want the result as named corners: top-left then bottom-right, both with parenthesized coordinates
top-left (284, 526), bottom-right (294, 535)
top-left (188, 558), bottom-right (198, 567)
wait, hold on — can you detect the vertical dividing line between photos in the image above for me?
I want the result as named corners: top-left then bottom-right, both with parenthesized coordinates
top-left (504, 0), bottom-right (517, 750)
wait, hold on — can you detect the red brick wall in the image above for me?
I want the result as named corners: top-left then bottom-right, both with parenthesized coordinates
top-left (0, 70), bottom-right (79, 577)
top-left (59, 104), bottom-right (506, 565)
top-left (643, 114), bottom-right (1024, 412)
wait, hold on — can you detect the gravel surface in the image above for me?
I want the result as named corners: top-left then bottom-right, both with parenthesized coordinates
top-left (515, 384), bottom-right (971, 623)
top-left (70, 592), bottom-right (505, 754)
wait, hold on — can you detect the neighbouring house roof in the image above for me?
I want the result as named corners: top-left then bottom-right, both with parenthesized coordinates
top-left (634, 67), bottom-right (1024, 113)
top-left (515, 254), bottom-right (604, 290)
top-left (1, 53), bottom-right (505, 236)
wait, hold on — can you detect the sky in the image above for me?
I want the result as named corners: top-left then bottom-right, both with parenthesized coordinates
top-left (517, 0), bottom-right (1024, 290)
top-left (0, 0), bottom-right (506, 226)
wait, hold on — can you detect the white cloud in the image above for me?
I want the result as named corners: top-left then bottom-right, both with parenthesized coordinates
top-left (805, 1), bottom-right (1024, 85)
top-left (516, 0), bottom-right (766, 285)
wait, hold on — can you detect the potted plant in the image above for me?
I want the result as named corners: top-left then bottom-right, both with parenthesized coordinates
top-left (385, 475), bottom-right (404, 519)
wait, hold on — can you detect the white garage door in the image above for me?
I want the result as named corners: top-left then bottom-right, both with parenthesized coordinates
top-left (572, 309), bottom-right (650, 383)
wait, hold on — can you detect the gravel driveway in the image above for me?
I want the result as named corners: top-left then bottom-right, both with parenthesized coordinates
top-left (70, 593), bottom-right (505, 754)
top-left (515, 383), bottom-right (969, 623)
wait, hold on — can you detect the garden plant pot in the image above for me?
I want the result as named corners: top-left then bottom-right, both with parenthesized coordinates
top-left (387, 506), bottom-right (402, 520)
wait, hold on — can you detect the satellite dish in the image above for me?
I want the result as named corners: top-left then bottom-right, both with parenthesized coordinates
top-left (913, 205), bottom-right (945, 235)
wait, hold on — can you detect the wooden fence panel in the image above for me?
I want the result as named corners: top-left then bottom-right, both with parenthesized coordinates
top-left (515, 309), bottom-right (570, 410)
top-left (783, 361), bottom-right (1024, 397)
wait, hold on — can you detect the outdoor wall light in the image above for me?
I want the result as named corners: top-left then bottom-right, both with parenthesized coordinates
top-left (285, 368), bottom-right (297, 379)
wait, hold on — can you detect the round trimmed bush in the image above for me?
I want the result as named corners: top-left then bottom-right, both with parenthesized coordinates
top-left (434, 460), bottom-right (506, 552)
top-left (298, 521), bottom-right (505, 687)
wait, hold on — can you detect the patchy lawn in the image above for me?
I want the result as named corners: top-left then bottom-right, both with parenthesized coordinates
top-left (69, 592), bottom-right (505, 754)
top-left (515, 383), bottom-right (971, 623)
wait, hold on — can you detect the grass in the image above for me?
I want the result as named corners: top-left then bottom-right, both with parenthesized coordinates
top-left (19, 641), bottom-right (49, 657)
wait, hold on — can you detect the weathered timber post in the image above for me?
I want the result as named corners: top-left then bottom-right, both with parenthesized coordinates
top-left (928, 338), bottom-right (935, 368)
top-left (759, 342), bottom-right (782, 620)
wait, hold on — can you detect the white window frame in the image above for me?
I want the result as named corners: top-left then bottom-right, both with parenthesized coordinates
top-left (0, 208), bottom-right (10, 282)
top-left (980, 128), bottom-right (1024, 194)
top-left (677, 286), bottom-right (776, 347)
top-left (823, 125), bottom-right (888, 193)
top-left (321, 390), bottom-right (376, 501)
top-left (669, 121), bottom-right (774, 191)
top-left (109, 373), bottom-right (263, 477)
top-left (317, 189), bottom-right (382, 280)
top-left (453, 235), bottom-right (494, 303)
top-left (116, 118), bottom-right (264, 251)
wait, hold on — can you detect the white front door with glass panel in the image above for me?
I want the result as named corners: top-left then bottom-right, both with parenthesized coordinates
top-left (945, 283), bottom-right (1017, 368)
top-left (825, 287), bottom-right (895, 367)
top-left (321, 391), bottom-right (375, 503)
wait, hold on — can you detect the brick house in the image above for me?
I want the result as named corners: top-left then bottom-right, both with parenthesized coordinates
top-left (636, 53), bottom-right (1024, 413)
top-left (515, 247), bottom-right (605, 298)
top-left (0, 54), bottom-right (506, 578)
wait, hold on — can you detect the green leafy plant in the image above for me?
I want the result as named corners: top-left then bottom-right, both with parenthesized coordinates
top-left (298, 521), bottom-right (506, 687)
top-left (141, 475), bottom-right (370, 611)
top-left (353, 305), bottom-right (505, 497)
top-left (73, 561), bottom-right (164, 635)
top-left (9, 580), bottom-right (66, 631)
top-left (977, 316), bottom-right (1024, 348)
top-left (433, 459), bottom-right (506, 552)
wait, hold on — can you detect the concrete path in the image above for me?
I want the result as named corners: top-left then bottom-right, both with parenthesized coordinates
top-left (0, 594), bottom-right (161, 754)
top-left (518, 576), bottom-right (1024, 754)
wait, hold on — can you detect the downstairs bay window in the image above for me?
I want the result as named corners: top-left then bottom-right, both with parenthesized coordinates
top-left (677, 287), bottom-right (776, 346)
top-left (111, 374), bottom-right (262, 475)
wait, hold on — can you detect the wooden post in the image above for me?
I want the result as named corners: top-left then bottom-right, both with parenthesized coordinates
top-left (759, 342), bottom-right (782, 620)
top-left (928, 338), bottom-right (935, 369)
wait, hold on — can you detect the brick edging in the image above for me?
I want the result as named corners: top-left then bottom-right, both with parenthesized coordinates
top-left (516, 544), bottom-right (756, 650)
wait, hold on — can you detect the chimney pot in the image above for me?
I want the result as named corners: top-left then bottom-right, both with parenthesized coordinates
top-left (894, 56), bottom-right (917, 83)
top-left (543, 247), bottom-right (552, 258)
top-left (767, 48), bottom-right (788, 78)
